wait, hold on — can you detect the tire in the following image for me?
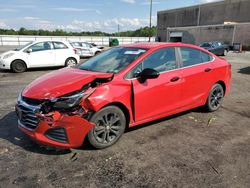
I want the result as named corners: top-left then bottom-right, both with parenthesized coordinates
top-left (65, 58), bottom-right (77, 67)
top-left (205, 84), bottom-right (224, 112)
top-left (223, 49), bottom-right (228, 56)
top-left (11, 60), bottom-right (27, 73)
top-left (87, 106), bottom-right (126, 149)
top-left (95, 51), bottom-right (101, 56)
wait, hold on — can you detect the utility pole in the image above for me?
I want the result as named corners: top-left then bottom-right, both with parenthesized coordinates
top-left (149, 0), bottom-right (153, 42)
top-left (117, 24), bottom-right (120, 37)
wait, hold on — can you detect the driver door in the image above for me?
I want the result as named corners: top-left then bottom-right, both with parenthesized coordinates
top-left (131, 47), bottom-right (183, 123)
top-left (26, 41), bottom-right (55, 67)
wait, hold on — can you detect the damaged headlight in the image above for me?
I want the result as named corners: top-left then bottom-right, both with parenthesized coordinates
top-left (52, 88), bottom-right (95, 110)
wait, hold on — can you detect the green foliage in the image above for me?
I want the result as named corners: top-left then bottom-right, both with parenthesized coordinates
top-left (0, 26), bottom-right (156, 37)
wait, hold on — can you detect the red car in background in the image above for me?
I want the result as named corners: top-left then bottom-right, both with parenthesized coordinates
top-left (16, 43), bottom-right (231, 149)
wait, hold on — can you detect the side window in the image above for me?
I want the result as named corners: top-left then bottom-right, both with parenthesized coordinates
top-left (127, 47), bottom-right (177, 79)
top-left (81, 43), bottom-right (88, 48)
top-left (129, 63), bottom-right (143, 78)
top-left (53, 42), bottom-right (68, 49)
top-left (180, 47), bottom-right (212, 67)
top-left (201, 51), bottom-right (213, 62)
top-left (27, 42), bottom-right (51, 52)
top-left (142, 47), bottom-right (177, 73)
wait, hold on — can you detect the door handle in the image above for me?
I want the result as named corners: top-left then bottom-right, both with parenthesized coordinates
top-left (204, 68), bottom-right (212, 72)
top-left (170, 77), bottom-right (180, 82)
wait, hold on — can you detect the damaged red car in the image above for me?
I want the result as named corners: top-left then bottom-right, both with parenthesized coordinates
top-left (16, 43), bottom-right (231, 149)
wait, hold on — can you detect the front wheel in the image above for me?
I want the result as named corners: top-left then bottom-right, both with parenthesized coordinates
top-left (11, 60), bottom-right (27, 73)
top-left (87, 106), bottom-right (126, 149)
top-left (205, 84), bottom-right (224, 112)
top-left (65, 58), bottom-right (77, 67)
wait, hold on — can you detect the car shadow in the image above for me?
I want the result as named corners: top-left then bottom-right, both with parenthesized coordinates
top-left (238, 66), bottom-right (250, 75)
top-left (0, 107), bottom-right (204, 152)
top-left (0, 66), bottom-right (61, 73)
top-left (0, 111), bottom-right (71, 155)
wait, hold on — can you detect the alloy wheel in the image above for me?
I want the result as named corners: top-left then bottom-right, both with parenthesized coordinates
top-left (93, 112), bottom-right (122, 144)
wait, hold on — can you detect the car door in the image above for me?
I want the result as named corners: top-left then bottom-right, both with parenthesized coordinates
top-left (81, 43), bottom-right (93, 56)
top-left (179, 47), bottom-right (214, 107)
top-left (130, 47), bottom-right (183, 122)
top-left (26, 42), bottom-right (55, 67)
top-left (52, 42), bottom-right (71, 66)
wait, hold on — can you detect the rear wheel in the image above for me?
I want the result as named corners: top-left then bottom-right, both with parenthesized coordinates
top-left (205, 84), bottom-right (224, 112)
top-left (87, 106), bottom-right (126, 149)
top-left (11, 60), bottom-right (27, 73)
top-left (65, 58), bottom-right (77, 67)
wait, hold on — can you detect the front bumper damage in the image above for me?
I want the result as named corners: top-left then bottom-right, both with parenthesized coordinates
top-left (16, 104), bottom-right (94, 149)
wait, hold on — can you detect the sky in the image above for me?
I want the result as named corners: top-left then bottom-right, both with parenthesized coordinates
top-left (0, 0), bottom-right (221, 33)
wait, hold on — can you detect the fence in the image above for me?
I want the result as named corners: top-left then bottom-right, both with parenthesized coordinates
top-left (0, 35), bottom-right (155, 46)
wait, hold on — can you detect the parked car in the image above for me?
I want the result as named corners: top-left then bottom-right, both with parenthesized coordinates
top-left (70, 42), bottom-right (102, 58)
top-left (0, 40), bottom-right (80, 73)
top-left (88, 42), bottom-right (105, 50)
top-left (200, 41), bottom-right (229, 56)
top-left (16, 42), bottom-right (231, 149)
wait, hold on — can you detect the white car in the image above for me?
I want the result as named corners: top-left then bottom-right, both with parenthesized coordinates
top-left (70, 42), bottom-right (102, 58)
top-left (0, 40), bottom-right (80, 73)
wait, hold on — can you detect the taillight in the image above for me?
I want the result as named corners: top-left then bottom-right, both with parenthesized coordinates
top-left (73, 49), bottom-right (77, 54)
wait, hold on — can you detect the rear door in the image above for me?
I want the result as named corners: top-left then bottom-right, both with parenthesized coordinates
top-left (178, 47), bottom-right (214, 107)
top-left (53, 41), bottom-right (71, 66)
top-left (81, 43), bottom-right (93, 56)
top-left (130, 47), bottom-right (184, 122)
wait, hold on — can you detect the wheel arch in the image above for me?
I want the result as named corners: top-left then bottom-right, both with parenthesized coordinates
top-left (101, 102), bottom-right (131, 128)
top-left (11, 59), bottom-right (27, 68)
top-left (65, 57), bottom-right (77, 65)
top-left (215, 80), bottom-right (226, 95)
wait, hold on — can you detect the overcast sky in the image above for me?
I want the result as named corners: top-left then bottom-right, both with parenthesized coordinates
top-left (0, 0), bottom-right (222, 33)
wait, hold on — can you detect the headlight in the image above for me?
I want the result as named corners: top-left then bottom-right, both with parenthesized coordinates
top-left (3, 53), bottom-right (14, 59)
top-left (53, 88), bottom-right (95, 110)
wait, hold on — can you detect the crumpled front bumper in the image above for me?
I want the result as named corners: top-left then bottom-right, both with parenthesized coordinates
top-left (17, 110), bottom-right (95, 149)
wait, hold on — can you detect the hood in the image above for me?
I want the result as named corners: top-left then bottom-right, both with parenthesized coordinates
top-left (0, 50), bottom-right (16, 58)
top-left (22, 68), bottom-right (113, 99)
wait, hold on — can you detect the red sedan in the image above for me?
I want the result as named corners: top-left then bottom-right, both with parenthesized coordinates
top-left (16, 43), bottom-right (231, 149)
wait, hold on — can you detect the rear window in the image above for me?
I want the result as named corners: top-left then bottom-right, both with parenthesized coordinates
top-left (180, 47), bottom-right (213, 67)
top-left (53, 42), bottom-right (68, 49)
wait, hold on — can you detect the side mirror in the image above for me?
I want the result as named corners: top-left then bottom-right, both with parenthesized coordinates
top-left (138, 68), bottom-right (159, 82)
top-left (26, 48), bottom-right (32, 53)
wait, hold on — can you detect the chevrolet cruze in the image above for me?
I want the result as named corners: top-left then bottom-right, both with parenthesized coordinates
top-left (16, 43), bottom-right (231, 149)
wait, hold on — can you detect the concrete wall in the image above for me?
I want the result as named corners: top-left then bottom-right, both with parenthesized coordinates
top-left (165, 23), bottom-right (250, 49)
top-left (158, 0), bottom-right (250, 29)
top-left (157, 0), bottom-right (250, 48)
top-left (0, 35), bottom-right (155, 46)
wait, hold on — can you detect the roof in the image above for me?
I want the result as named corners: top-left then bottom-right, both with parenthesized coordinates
top-left (121, 42), bottom-right (200, 50)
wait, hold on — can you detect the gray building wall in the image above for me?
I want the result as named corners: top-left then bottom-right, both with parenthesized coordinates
top-left (157, 0), bottom-right (250, 48)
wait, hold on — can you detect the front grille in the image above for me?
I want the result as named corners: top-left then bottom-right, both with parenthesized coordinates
top-left (45, 128), bottom-right (68, 143)
top-left (22, 96), bottom-right (44, 106)
top-left (17, 105), bottom-right (39, 130)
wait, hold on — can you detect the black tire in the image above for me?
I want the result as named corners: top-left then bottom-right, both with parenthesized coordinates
top-left (65, 58), bottom-right (77, 67)
top-left (95, 51), bottom-right (101, 56)
top-left (11, 60), bottom-right (27, 73)
top-left (87, 106), bottom-right (126, 149)
top-left (205, 84), bottom-right (224, 112)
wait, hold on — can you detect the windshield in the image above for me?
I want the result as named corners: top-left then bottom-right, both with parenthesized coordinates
top-left (14, 42), bottom-right (33, 51)
top-left (78, 47), bottom-right (147, 73)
